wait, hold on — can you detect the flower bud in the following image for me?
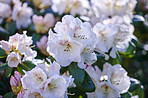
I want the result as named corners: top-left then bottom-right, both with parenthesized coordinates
top-left (17, 91), bottom-right (24, 98)
top-left (10, 76), bottom-right (18, 87)
top-left (14, 71), bottom-right (21, 82)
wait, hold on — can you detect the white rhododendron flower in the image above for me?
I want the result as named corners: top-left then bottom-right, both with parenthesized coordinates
top-left (85, 63), bottom-right (130, 98)
top-left (91, 0), bottom-right (137, 18)
top-left (42, 75), bottom-right (67, 98)
top-left (21, 59), bottom-right (74, 98)
top-left (6, 52), bottom-right (21, 67)
top-left (0, 40), bottom-right (12, 51)
top-left (9, 33), bottom-right (21, 49)
top-left (12, 2), bottom-right (33, 29)
top-left (18, 31), bottom-right (37, 60)
top-left (0, 0), bottom-right (11, 4)
top-left (1, 31), bottom-right (36, 67)
top-left (47, 15), bottom-right (97, 68)
top-left (110, 24), bottom-right (136, 58)
top-left (93, 23), bottom-right (118, 52)
top-left (78, 47), bottom-right (97, 69)
top-left (52, 0), bottom-right (89, 15)
top-left (0, 2), bottom-right (11, 18)
top-left (47, 30), bottom-right (83, 67)
top-left (23, 89), bottom-right (43, 98)
top-left (21, 67), bottom-right (47, 90)
top-left (36, 59), bottom-right (61, 77)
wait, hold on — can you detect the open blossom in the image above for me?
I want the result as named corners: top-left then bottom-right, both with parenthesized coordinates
top-left (36, 59), bottom-right (61, 77)
top-left (93, 23), bottom-right (118, 52)
top-left (91, 0), bottom-right (137, 18)
top-left (33, 13), bottom-right (55, 34)
top-left (52, 0), bottom-right (89, 16)
top-left (21, 59), bottom-right (74, 98)
top-left (110, 24), bottom-right (136, 58)
top-left (0, 2), bottom-right (11, 18)
top-left (36, 35), bottom-right (49, 56)
top-left (85, 63), bottom-right (130, 98)
top-left (6, 52), bottom-right (21, 67)
top-left (42, 75), bottom-right (67, 98)
top-left (12, 2), bottom-right (33, 29)
top-left (47, 30), bottom-right (83, 67)
top-left (1, 31), bottom-right (37, 67)
top-left (47, 15), bottom-right (97, 68)
top-left (0, 0), bottom-right (11, 4)
top-left (21, 67), bottom-right (47, 90)
top-left (0, 40), bottom-right (12, 52)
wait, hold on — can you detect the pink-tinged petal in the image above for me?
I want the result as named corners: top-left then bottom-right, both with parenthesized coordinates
top-left (0, 40), bottom-right (12, 51)
top-left (14, 71), bottom-right (21, 82)
top-left (17, 91), bottom-right (24, 98)
top-left (32, 15), bottom-right (44, 25)
top-left (10, 76), bottom-right (18, 87)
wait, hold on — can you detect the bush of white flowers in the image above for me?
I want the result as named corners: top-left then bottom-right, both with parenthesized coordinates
top-left (0, 0), bottom-right (147, 98)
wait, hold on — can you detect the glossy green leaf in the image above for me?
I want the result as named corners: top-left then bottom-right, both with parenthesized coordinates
top-left (21, 60), bottom-right (36, 70)
top-left (68, 62), bottom-right (85, 84)
top-left (4, 66), bottom-right (13, 78)
top-left (78, 71), bottom-right (96, 92)
top-left (128, 79), bottom-right (144, 98)
top-left (5, 22), bottom-right (16, 35)
top-left (121, 92), bottom-right (132, 98)
top-left (0, 26), bottom-right (10, 36)
top-left (0, 63), bottom-right (8, 71)
top-left (32, 33), bottom-right (41, 50)
top-left (0, 47), bottom-right (7, 58)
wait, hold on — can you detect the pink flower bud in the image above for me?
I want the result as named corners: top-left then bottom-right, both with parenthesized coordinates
top-left (10, 76), bottom-right (18, 87)
top-left (44, 13), bottom-right (55, 28)
top-left (0, 40), bottom-right (12, 51)
top-left (36, 36), bottom-right (49, 56)
top-left (36, 35), bottom-right (48, 50)
top-left (14, 71), bottom-right (21, 82)
top-left (17, 91), bottom-right (24, 98)
top-left (32, 15), bottom-right (44, 25)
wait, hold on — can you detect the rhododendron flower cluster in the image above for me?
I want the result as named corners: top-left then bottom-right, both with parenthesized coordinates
top-left (0, 31), bottom-right (36, 67)
top-left (85, 63), bottom-right (130, 98)
top-left (21, 59), bottom-right (74, 98)
top-left (47, 15), bottom-right (97, 69)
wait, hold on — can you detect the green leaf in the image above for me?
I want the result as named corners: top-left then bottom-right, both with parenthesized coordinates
top-left (5, 22), bottom-right (16, 35)
top-left (121, 92), bottom-right (132, 98)
top-left (32, 33), bottom-right (41, 50)
top-left (78, 71), bottom-right (96, 92)
top-left (0, 47), bottom-right (7, 58)
top-left (0, 26), bottom-right (10, 36)
top-left (4, 66), bottom-right (13, 78)
top-left (21, 60), bottom-right (36, 70)
top-left (3, 92), bottom-right (15, 98)
top-left (68, 62), bottom-right (85, 84)
top-left (128, 79), bottom-right (144, 98)
top-left (0, 63), bottom-right (8, 71)
top-left (17, 66), bottom-right (25, 75)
